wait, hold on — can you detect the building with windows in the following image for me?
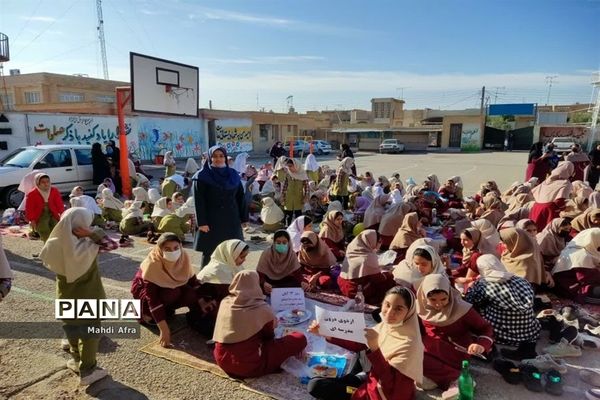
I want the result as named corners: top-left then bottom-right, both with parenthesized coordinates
top-left (0, 72), bottom-right (127, 114)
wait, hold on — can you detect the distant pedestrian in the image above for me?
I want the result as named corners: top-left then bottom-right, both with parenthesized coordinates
top-left (525, 142), bottom-right (551, 181)
top-left (91, 143), bottom-right (109, 185)
top-left (589, 144), bottom-right (600, 189)
top-left (269, 141), bottom-right (286, 165)
top-left (164, 151), bottom-right (176, 177)
top-left (337, 143), bottom-right (356, 175)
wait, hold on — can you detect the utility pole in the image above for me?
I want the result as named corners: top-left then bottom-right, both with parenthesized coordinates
top-left (395, 87), bottom-right (410, 100)
top-left (479, 86), bottom-right (486, 115)
top-left (545, 75), bottom-right (558, 106)
top-left (586, 72), bottom-right (600, 151)
top-left (492, 86), bottom-right (505, 104)
top-left (96, 0), bottom-right (109, 80)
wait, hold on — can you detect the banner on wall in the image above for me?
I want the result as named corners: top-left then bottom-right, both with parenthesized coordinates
top-left (215, 118), bottom-right (253, 154)
top-left (460, 123), bottom-right (481, 152)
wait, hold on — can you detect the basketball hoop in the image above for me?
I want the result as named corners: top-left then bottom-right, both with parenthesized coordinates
top-left (165, 85), bottom-right (172, 93)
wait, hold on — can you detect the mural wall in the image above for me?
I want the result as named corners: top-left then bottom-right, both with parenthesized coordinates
top-left (460, 123), bottom-right (482, 152)
top-left (215, 118), bottom-right (253, 153)
top-left (137, 117), bottom-right (206, 161)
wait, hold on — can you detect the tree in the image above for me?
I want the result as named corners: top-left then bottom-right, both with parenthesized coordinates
top-left (568, 111), bottom-right (592, 124)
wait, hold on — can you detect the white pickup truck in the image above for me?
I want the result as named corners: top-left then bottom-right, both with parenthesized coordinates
top-left (550, 137), bottom-right (577, 152)
top-left (0, 144), bottom-right (95, 208)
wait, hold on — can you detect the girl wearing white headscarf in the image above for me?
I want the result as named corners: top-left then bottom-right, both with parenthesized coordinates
top-left (393, 241), bottom-right (446, 289)
top-left (260, 197), bottom-right (285, 233)
top-left (304, 153), bottom-right (320, 183)
top-left (70, 195), bottom-right (104, 227)
top-left (232, 152), bottom-right (249, 175)
top-left (363, 193), bottom-right (390, 230)
top-left (161, 174), bottom-right (185, 199)
top-left (151, 197), bottom-right (173, 227)
top-left (25, 173), bottom-right (64, 242)
top-left (156, 198), bottom-right (196, 241)
top-left (466, 255), bottom-right (540, 348)
top-left (40, 208), bottom-right (118, 384)
top-left (417, 274), bottom-right (494, 392)
top-left (119, 201), bottom-right (155, 243)
top-left (197, 239), bottom-right (250, 304)
top-left (307, 286), bottom-right (424, 400)
top-left (184, 157), bottom-right (200, 177)
top-left (287, 215), bottom-right (313, 253)
top-left (163, 151), bottom-right (176, 177)
top-left (552, 227), bottom-right (600, 303)
top-left (281, 158), bottom-right (309, 225)
top-left (100, 188), bottom-right (123, 223)
top-left (330, 157), bottom-right (355, 210)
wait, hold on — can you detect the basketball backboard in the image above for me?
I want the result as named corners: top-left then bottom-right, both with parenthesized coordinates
top-left (130, 52), bottom-right (199, 117)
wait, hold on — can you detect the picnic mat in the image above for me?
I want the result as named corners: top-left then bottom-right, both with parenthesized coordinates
top-left (0, 225), bottom-right (31, 238)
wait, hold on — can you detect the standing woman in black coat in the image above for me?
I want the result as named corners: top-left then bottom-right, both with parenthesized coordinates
top-left (193, 146), bottom-right (247, 266)
top-left (91, 142), bottom-right (110, 185)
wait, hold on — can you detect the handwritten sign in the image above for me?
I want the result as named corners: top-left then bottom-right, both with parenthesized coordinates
top-left (270, 288), bottom-right (306, 312)
top-left (315, 306), bottom-right (367, 344)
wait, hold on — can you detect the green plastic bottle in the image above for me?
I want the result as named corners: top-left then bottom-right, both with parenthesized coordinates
top-left (458, 360), bottom-right (474, 400)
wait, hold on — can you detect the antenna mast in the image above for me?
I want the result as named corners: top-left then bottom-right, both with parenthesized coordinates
top-left (96, 0), bottom-right (109, 79)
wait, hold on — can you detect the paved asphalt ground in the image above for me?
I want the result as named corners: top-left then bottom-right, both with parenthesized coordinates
top-left (1, 151), bottom-right (598, 399)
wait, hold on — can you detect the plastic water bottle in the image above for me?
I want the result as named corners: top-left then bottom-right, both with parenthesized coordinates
top-left (431, 208), bottom-right (438, 226)
top-left (458, 360), bottom-right (474, 400)
top-left (354, 285), bottom-right (365, 312)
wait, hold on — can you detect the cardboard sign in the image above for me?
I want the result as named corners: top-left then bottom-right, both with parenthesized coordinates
top-left (315, 306), bottom-right (367, 344)
top-left (270, 288), bottom-right (306, 312)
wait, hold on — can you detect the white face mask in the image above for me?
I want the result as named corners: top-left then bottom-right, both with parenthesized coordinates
top-left (163, 248), bottom-right (181, 262)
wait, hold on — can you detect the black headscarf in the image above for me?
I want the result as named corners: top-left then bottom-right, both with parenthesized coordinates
top-left (528, 142), bottom-right (543, 163)
top-left (193, 145), bottom-right (241, 190)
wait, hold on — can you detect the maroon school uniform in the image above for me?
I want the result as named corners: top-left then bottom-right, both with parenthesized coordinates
top-left (422, 308), bottom-right (494, 389)
top-left (553, 268), bottom-right (600, 304)
top-left (337, 272), bottom-right (396, 305)
top-left (530, 199), bottom-right (567, 232)
top-left (322, 237), bottom-right (346, 261)
top-left (300, 264), bottom-right (335, 288)
top-left (258, 269), bottom-right (303, 289)
top-left (327, 337), bottom-right (416, 400)
top-left (451, 251), bottom-right (481, 279)
top-left (213, 320), bottom-right (306, 379)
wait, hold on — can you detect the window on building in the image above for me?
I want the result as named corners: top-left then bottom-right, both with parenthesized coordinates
top-left (59, 92), bottom-right (85, 102)
top-left (287, 125), bottom-right (291, 132)
top-left (24, 91), bottom-right (41, 104)
top-left (0, 93), bottom-right (15, 110)
top-left (95, 95), bottom-right (115, 103)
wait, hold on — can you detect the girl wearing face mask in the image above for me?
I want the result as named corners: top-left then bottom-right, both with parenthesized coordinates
top-left (298, 231), bottom-right (337, 291)
top-left (25, 173), bottom-right (64, 242)
top-left (256, 230), bottom-right (304, 293)
top-left (193, 146), bottom-right (247, 267)
top-left (132, 233), bottom-right (216, 345)
top-left (552, 227), bottom-right (600, 304)
top-left (213, 270), bottom-right (307, 379)
top-left (197, 239), bottom-right (250, 306)
top-left (536, 217), bottom-right (571, 268)
top-left (417, 274), bottom-right (494, 396)
top-left (338, 230), bottom-right (396, 305)
top-left (307, 286), bottom-right (423, 400)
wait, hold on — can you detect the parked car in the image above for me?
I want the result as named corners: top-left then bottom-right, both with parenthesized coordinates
top-left (283, 140), bottom-right (311, 155)
top-left (550, 137), bottom-right (577, 152)
top-left (379, 139), bottom-right (405, 154)
top-left (0, 144), bottom-right (95, 208)
top-left (310, 140), bottom-right (333, 155)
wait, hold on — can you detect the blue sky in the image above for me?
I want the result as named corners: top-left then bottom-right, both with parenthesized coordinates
top-left (1, 0), bottom-right (598, 111)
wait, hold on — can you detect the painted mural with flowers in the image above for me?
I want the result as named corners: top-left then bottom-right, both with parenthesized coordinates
top-left (137, 117), bottom-right (207, 161)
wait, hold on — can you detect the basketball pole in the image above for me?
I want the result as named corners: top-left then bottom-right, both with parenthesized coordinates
top-left (116, 86), bottom-right (132, 198)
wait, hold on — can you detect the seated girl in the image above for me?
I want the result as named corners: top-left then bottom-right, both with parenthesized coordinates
top-left (363, 194), bottom-right (390, 230)
top-left (156, 198), bottom-right (195, 242)
top-left (151, 197), bottom-right (173, 228)
top-left (466, 255), bottom-right (540, 361)
top-left (447, 228), bottom-right (482, 287)
top-left (338, 230), bottom-right (396, 305)
top-left (499, 227), bottom-right (552, 289)
top-left (287, 215), bottom-right (313, 253)
top-left (147, 188), bottom-right (161, 215)
top-left (298, 231), bottom-right (337, 291)
top-left (96, 177), bottom-right (115, 199)
top-left (515, 218), bottom-right (538, 238)
top-left (389, 212), bottom-right (425, 260)
top-left (378, 203), bottom-right (415, 252)
top-left (131, 233), bottom-right (216, 343)
top-left (552, 228), bottom-right (600, 304)
top-left (570, 207), bottom-right (600, 236)
top-left (100, 188), bottom-right (124, 224)
top-left (417, 274), bottom-right (494, 396)
top-left (256, 230), bottom-right (304, 292)
top-left (392, 239), bottom-right (446, 289)
top-left (307, 286), bottom-right (423, 400)
top-left (305, 194), bottom-right (327, 223)
top-left (479, 194), bottom-right (505, 228)
top-left (536, 217), bottom-right (571, 268)
top-left (196, 239), bottom-right (249, 305)
top-left (438, 179), bottom-right (462, 208)
top-left (319, 211), bottom-right (346, 261)
top-left (161, 174), bottom-right (185, 199)
top-left (212, 270), bottom-right (307, 379)
top-left (70, 194), bottom-right (105, 227)
top-left (260, 197), bottom-right (285, 233)
top-left (119, 201), bottom-right (155, 244)
top-left (171, 192), bottom-right (186, 210)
